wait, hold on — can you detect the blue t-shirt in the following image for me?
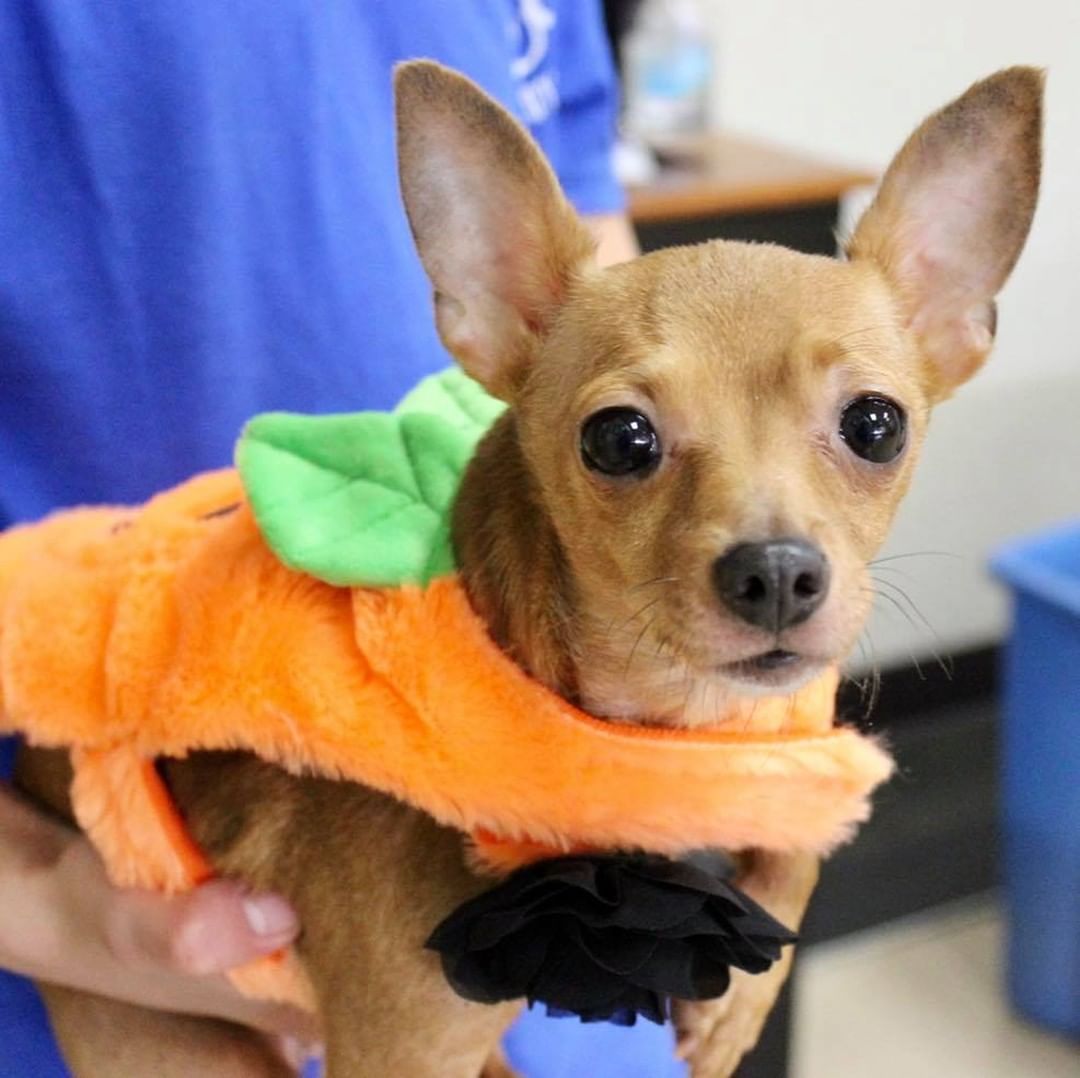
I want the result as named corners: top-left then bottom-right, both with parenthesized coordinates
top-left (0, 2), bottom-right (686, 1075)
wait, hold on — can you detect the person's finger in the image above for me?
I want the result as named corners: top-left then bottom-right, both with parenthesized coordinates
top-left (106, 878), bottom-right (299, 976)
top-left (275, 1034), bottom-right (325, 1071)
top-left (172, 881), bottom-right (300, 975)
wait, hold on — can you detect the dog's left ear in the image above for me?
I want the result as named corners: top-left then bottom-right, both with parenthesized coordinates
top-left (848, 67), bottom-right (1043, 399)
top-left (395, 61), bottom-right (595, 401)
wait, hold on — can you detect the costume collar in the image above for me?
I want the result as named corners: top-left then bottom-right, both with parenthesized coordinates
top-left (233, 368), bottom-right (893, 867)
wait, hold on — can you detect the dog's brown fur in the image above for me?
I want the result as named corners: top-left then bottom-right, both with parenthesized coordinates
top-left (13, 63), bottom-right (1042, 1076)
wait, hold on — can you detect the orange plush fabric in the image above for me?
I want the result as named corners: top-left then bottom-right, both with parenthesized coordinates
top-left (0, 469), bottom-right (893, 1010)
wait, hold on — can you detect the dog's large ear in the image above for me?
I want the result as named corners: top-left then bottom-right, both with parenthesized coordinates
top-left (848, 67), bottom-right (1043, 398)
top-left (395, 61), bottom-right (595, 400)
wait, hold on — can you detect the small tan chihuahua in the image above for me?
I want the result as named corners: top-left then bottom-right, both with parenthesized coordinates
top-left (17, 62), bottom-right (1042, 1078)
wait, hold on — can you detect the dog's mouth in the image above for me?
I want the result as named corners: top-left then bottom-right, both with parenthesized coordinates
top-left (720, 648), bottom-right (820, 689)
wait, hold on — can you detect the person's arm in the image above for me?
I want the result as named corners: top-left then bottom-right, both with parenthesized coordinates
top-left (533, 2), bottom-right (638, 270)
top-left (585, 211), bottom-right (639, 267)
top-left (0, 783), bottom-right (312, 1038)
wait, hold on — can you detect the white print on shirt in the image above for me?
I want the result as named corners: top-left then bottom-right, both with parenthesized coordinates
top-left (510, 0), bottom-right (559, 126)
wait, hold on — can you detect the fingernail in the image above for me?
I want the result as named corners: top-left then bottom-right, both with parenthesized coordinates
top-left (243, 894), bottom-right (299, 940)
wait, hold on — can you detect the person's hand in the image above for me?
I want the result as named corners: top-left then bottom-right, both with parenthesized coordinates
top-left (0, 784), bottom-right (315, 1043)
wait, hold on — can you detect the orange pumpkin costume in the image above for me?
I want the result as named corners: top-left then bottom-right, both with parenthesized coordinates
top-left (0, 375), bottom-right (893, 1013)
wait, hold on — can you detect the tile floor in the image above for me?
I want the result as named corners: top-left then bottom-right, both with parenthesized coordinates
top-left (793, 896), bottom-right (1079, 1077)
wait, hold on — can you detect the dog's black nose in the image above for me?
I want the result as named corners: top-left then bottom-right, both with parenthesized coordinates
top-left (712, 539), bottom-right (830, 632)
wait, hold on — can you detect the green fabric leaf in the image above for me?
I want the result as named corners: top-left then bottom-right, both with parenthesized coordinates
top-left (236, 370), bottom-right (504, 587)
top-left (395, 366), bottom-right (506, 433)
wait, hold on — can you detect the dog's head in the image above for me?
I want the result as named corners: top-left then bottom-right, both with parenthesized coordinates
top-left (395, 62), bottom-right (1042, 723)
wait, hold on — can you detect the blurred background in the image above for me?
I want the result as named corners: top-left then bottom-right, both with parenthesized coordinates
top-left (605, 1), bottom-right (1079, 1075)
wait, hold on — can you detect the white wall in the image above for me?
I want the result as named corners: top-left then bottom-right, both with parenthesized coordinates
top-left (706, 0), bottom-right (1080, 666)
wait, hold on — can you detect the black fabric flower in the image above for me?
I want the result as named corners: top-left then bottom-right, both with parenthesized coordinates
top-left (426, 853), bottom-right (796, 1026)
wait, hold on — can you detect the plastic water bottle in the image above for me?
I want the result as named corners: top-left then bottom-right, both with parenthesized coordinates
top-left (623, 0), bottom-right (714, 142)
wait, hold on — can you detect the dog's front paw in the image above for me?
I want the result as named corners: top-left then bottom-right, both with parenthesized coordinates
top-left (673, 958), bottom-right (791, 1078)
top-left (479, 1045), bottom-right (521, 1078)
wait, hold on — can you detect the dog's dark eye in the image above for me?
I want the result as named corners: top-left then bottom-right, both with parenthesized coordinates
top-left (839, 395), bottom-right (907, 464)
top-left (580, 408), bottom-right (661, 477)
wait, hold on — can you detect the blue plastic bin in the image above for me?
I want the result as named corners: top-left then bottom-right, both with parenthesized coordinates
top-left (991, 521), bottom-right (1080, 1039)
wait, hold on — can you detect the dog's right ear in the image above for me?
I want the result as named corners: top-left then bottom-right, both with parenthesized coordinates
top-left (395, 61), bottom-right (595, 401)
